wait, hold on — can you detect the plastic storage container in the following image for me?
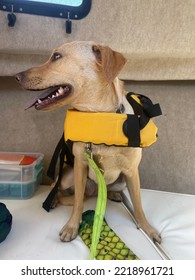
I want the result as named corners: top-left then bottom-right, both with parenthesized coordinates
top-left (0, 152), bottom-right (44, 199)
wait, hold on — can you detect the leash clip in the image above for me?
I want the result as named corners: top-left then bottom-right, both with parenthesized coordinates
top-left (85, 143), bottom-right (93, 159)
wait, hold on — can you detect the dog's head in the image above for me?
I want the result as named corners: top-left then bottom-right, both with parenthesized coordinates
top-left (15, 41), bottom-right (126, 111)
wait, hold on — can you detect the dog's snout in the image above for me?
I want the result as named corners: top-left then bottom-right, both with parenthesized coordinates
top-left (15, 72), bottom-right (23, 83)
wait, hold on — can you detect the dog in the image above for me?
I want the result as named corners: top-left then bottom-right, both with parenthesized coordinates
top-left (15, 41), bottom-right (161, 243)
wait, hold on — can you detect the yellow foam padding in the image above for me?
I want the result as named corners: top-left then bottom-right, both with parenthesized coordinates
top-left (64, 109), bottom-right (158, 148)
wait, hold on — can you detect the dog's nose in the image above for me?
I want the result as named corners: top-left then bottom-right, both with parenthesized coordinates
top-left (15, 72), bottom-right (23, 83)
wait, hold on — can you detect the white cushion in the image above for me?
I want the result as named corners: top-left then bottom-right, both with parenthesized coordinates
top-left (0, 186), bottom-right (195, 260)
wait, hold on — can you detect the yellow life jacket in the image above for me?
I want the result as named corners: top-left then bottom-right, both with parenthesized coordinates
top-left (64, 93), bottom-right (162, 148)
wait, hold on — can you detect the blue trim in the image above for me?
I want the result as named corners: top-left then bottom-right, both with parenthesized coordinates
top-left (0, 0), bottom-right (92, 20)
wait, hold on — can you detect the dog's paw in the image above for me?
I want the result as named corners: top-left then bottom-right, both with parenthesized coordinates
top-left (59, 224), bottom-right (78, 242)
top-left (138, 222), bottom-right (161, 244)
top-left (107, 191), bottom-right (123, 202)
top-left (146, 227), bottom-right (161, 244)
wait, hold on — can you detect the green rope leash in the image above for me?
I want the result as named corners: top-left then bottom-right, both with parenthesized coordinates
top-left (84, 151), bottom-right (107, 260)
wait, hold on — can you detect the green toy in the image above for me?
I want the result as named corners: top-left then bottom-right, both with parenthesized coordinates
top-left (79, 210), bottom-right (139, 260)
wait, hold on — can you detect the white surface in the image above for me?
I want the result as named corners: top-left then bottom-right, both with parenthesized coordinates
top-left (0, 186), bottom-right (195, 260)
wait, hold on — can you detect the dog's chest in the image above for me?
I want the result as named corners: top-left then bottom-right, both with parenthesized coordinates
top-left (87, 144), bottom-right (136, 184)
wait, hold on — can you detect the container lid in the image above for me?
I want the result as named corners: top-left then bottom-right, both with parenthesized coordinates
top-left (0, 154), bottom-right (37, 165)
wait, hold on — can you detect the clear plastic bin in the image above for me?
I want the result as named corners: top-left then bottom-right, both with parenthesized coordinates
top-left (0, 152), bottom-right (44, 199)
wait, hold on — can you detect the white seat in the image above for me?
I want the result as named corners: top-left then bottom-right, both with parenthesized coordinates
top-left (0, 186), bottom-right (195, 260)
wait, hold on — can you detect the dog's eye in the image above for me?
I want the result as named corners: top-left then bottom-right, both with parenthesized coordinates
top-left (51, 52), bottom-right (62, 62)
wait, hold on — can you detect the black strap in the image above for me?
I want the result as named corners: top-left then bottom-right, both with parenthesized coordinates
top-left (123, 115), bottom-right (141, 147)
top-left (47, 134), bottom-right (65, 180)
top-left (42, 134), bottom-right (74, 212)
top-left (126, 92), bottom-right (162, 119)
top-left (126, 92), bottom-right (147, 129)
top-left (138, 94), bottom-right (162, 118)
top-left (47, 135), bottom-right (74, 181)
top-left (126, 92), bottom-right (143, 116)
top-left (124, 92), bottom-right (162, 147)
top-left (42, 147), bottom-right (65, 212)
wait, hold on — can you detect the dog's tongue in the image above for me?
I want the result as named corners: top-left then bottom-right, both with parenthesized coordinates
top-left (25, 96), bottom-right (41, 110)
top-left (25, 87), bottom-right (58, 110)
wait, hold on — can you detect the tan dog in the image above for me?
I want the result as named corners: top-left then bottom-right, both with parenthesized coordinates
top-left (16, 41), bottom-right (161, 243)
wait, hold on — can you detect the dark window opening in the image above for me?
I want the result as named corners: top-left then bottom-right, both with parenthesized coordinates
top-left (0, 0), bottom-right (92, 20)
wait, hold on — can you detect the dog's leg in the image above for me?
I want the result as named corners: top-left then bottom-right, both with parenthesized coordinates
top-left (50, 165), bottom-right (75, 208)
top-left (59, 144), bottom-right (88, 242)
top-left (125, 169), bottom-right (161, 243)
top-left (53, 192), bottom-right (75, 207)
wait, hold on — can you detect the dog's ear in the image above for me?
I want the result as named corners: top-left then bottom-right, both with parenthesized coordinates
top-left (92, 44), bottom-right (127, 82)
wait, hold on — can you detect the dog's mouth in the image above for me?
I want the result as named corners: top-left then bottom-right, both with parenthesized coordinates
top-left (25, 84), bottom-right (72, 110)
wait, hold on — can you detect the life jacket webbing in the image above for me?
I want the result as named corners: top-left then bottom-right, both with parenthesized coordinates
top-left (42, 134), bottom-right (74, 212)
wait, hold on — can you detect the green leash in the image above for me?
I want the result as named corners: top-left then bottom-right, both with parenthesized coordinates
top-left (84, 151), bottom-right (107, 260)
